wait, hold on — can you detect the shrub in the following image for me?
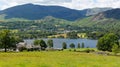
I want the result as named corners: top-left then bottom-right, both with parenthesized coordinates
top-left (82, 49), bottom-right (95, 53)
top-left (73, 49), bottom-right (76, 52)
top-left (112, 43), bottom-right (120, 55)
top-left (84, 49), bottom-right (90, 53)
top-left (19, 47), bottom-right (27, 52)
top-left (69, 49), bottom-right (71, 51)
top-left (90, 49), bottom-right (95, 52)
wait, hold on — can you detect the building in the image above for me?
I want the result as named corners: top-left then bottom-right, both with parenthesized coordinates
top-left (77, 33), bottom-right (88, 38)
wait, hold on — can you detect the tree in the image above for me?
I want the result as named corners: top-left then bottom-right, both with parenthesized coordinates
top-left (97, 33), bottom-right (119, 52)
top-left (62, 42), bottom-right (67, 49)
top-left (34, 40), bottom-right (47, 50)
top-left (47, 39), bottom-right (53, 48)
top-left (77, 43), bottom-right (80, 48)
top-left (34, 39), bottom-right (47, 50)
top-left (34, 40), bottom-right (40, 46)
top-left (67, 31), bottom-right (78, 39)
top-left (10, 36), bottom-right (23, 49)
top-left (112, 43), bottom-right (120, 55)
top-left (0, 30), bottom-right (22, 52)
top-left (82, 42), bottom-right (84, 48)
top-left (69, 43), bottom-right (75, 48)
top-left (39, 40), bottom-right (47, 50)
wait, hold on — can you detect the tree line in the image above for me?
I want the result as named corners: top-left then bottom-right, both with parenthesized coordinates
top-left (62, 42), bottom-right (85, 49)
top-left (0, 29), bottom-right (86, 52)
top-left (0, 29), bottom-right (119, 55)
top-left (33, 39), bottom-right (85, 50)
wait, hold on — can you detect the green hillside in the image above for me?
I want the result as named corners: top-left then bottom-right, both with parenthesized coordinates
top-left (74, 16), bottom-right (120, 35)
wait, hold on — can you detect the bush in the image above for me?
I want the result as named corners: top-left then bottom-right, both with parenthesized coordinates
top-left (90, 49), bottom-right (95, 52)
top-left (69, 49), bottom-right (71, 51)
top-left (84, 49), bottom-right (90, 53)
top-left (19, 47), bottom-right (27, 52)
top-left (82, 49), bottom-right (95, 53)
top-left (112, 43), bottom-right (120, 55)
top-left (73, 49), bottom-right (76, 52)
top-left (86, 46), bottom-right (89, 48)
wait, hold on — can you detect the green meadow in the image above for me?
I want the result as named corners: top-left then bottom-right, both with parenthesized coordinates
top-left (0, 51), bottom-right (119, 67)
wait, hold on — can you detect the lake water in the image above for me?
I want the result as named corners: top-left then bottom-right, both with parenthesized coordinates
top-left (24, 38), bottom-right (98, 48)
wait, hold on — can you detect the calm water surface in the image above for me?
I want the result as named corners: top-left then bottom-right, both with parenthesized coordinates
top-left (24, 38), bottom-right (98, 48)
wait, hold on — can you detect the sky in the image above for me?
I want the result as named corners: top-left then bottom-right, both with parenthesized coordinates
top-left (0, 0), bottom-right (120, 10)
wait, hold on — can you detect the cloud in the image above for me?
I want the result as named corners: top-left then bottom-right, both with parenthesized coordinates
top-left (41, 0), bottom-right (72, 3)
top-left (0, 0), bottom-right (72, 10)
top-left (61, 0), bottom-right (120, 10)
top-left (0, 0), bottom-right (120, 10)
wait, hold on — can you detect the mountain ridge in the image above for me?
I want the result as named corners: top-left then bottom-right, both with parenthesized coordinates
top-left (0, 3), bottom-right (112, 21)
top-left (0, 4), bottom-right (86, 21)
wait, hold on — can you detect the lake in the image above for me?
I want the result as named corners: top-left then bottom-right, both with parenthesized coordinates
top-left (24, 38), bottom-right (98, 48)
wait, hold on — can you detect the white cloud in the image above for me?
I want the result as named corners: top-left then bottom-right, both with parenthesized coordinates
top-left (60, 0), bottom-right (120, 10)
top-left (0, 0), bottom-right (120, 10)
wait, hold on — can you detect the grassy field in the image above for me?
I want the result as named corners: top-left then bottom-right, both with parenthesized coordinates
top-left (0, 51), bottom-right (120, 67)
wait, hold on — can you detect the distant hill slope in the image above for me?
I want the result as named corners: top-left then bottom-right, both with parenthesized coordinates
top-left (0, 4), bottom-right (86, 21)
top-left (0, 3), bottom-right (112, 21)
top-left (103, 9), bottom-right (120, 19)
top-left (0, 16), bottom-right (72, 31)
top-left (74, 8), bottom-right (120, 32)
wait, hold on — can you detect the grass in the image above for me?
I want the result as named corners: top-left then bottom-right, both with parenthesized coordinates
top-left (64, 48), bottom-right (97, 51)
top-left (0, 51), bottom-right (120, 67)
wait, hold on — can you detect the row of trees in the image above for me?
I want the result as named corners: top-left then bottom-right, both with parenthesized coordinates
top-left (62, 42), bottom-right (85, 49)
top-left (34, 39), bottom-right (86, 50)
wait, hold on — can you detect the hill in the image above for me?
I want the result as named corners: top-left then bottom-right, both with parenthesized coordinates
top-left (74, 9), bottom-right (120, 34)
top-left (0, 4), bottom-right (86, 21)
top-left (0, 16), bottom-right (72, 31)
top-left (0, 4), bottom-right (112, 21)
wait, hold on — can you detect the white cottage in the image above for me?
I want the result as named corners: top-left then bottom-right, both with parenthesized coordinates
top-left (16, 42), bottom-right (27, 52)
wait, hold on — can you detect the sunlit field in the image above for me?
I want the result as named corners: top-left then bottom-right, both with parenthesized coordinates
top-left (0, 51), bottom-right (119, 67)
